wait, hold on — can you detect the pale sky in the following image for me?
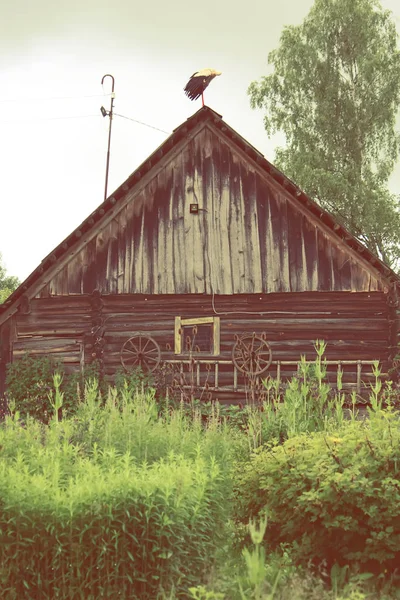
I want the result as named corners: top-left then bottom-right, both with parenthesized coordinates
top-left (1, 0), bottom-right (399, 282)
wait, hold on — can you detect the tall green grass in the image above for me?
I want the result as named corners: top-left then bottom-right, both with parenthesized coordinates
top-left (0, 381), bottom-right (242, 599)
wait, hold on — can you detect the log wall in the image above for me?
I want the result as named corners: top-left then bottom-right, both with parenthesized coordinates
top-left (2, 291), bottom-right (390, 400)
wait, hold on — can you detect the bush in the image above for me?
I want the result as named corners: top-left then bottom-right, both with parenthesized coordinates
top-left (5, 354), bottom-right (68, 423)
top-left (4, 355), bottom-right (156, 425)
top-left (0, 387), bottom-right (239, 599)
top-left (235, 402), bottom-right (400, 576)
top-left (0, 451), bottom-right (227, 598)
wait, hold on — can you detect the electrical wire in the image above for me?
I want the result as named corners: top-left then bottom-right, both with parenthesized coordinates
top-left (0, 114), bottom-right (101, 124)
top-left (0, 93), bottom-right (111, 104)
top-left (114, 112), bottom-right (170, 135)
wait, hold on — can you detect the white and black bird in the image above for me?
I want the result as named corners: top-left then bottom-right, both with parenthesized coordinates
top-left (184, 68), bottom-right (222, 106)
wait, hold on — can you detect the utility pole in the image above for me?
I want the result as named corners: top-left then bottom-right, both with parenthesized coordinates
top-left (100, 74), bottom-right (115, 202)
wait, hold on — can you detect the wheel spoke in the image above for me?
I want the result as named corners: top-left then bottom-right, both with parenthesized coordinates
top-left (123, 347), bottom-right (139, 355)
top-left (143, 347), bottom-right (157, 355)
top-left (125, 357), bottom-right (140, 366)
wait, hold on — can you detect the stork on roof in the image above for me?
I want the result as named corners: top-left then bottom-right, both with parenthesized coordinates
top-left (184, 68), bottom-right (222, 106)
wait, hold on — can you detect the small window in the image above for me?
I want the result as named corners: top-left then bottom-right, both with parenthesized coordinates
top-left (175, 316), bottom-right (220, 355)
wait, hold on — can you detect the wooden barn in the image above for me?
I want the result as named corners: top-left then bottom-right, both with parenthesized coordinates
top-left (1, 105), bottom-right (399, 402)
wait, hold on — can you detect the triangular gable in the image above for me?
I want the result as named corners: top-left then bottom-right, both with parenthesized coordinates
top-left (0, 106), bottom-right (398, 324)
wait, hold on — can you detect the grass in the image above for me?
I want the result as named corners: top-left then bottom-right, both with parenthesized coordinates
top-left (1, 346), bottom-right (400, 598)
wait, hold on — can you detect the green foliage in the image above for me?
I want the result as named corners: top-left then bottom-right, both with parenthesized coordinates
top-left (0, 387), bottom-right (238, 599)
top-left (5, 347), bottom-right (400, 598)
top-left (0, 253), bottom-right (19, 303)
top-left (6, 354), bottom-right (67, 423)
top-left (4, 354), bottom-right (156, 425)
top-left (241, 341), bottom-right (352, 450)
top-left (248, 0), bottom-right (400, 267)
top-left (235, 401), bottom-right (400, 576)
top-left (5, 354), bottom-right (106, 424)
top-left (114, 364), bottom-right (153, 395)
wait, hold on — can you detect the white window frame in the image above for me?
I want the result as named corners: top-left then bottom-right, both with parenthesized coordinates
top-left (174, 316), bottom-right (220, 355)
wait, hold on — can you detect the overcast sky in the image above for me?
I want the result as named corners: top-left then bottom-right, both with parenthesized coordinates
top-left (1, 0), bottom-right (400, 282)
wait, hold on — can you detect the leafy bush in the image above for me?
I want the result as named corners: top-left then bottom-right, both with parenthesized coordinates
top-left (235, 402), bottom-right (400, 576)
top-left (0, 451), bottom-right (227, 598)
top-left (4, 355), bottom-right (155, 425)
top-left (5, 354), bottom-right (69, 423)
top-left (0, 387), bottom-right (239, 599)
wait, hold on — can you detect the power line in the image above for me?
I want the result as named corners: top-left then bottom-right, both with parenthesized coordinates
top-left (0, 114), bottom-right (101, 124)
top-left (114, 112), bottom-right (170, 135)
top-left (0, 93), bottom-right (111, 104)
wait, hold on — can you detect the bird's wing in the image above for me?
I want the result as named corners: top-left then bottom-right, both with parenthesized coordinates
top-left (184, 75), bottom-right (213, 100)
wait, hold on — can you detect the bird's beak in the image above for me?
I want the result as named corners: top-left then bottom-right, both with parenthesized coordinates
top-left (216, 71), bottom-right (222, 76)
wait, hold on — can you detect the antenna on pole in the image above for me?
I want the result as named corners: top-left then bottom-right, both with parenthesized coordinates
top-left (100, 74), bottom-right (115, 202)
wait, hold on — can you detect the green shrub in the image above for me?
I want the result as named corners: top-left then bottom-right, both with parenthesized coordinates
top-left (5, 354), bottom-right (67, 423)
top-left (5, 355), bottom-right (110, 424)
top-left (0, 387), bottom-right (239, 599)
top-left (0, 450), bottom-right (227, 599)
top-left (5, 355), bottom-right (155, 425)
top-left (235, 403), bottom-right (400, 576)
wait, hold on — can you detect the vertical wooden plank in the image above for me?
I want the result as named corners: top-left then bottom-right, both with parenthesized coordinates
top-left (185, 130), bottom-right (208, 293)
top-left (255, 174), bottom-right (269, 292)
top-left (208, 136), bottom-right (232, 294)
top-left (164, 170), bottom-right (176, 294)
top-left (200, 128), bottom-right (214, 294)
top-left (117, 206), bottom-right (127, 294)
top-left (228, 151), bottom-right (245, 293)
top-left (288, 206), bottom-right (306, 292)
top-left (368, 275), bottom-right (382, 292)
top-left (242, 164), bottom-right (262, 293)
top-left (183, 138), bottom-right (196, 294)
top-left (95, 229), bottom-right (108, 293)
top-left (174, 316), bottom-right (181, 354)
top-left (124, 198), bottom-right (134, 294)
top-left (192, 167), bottom-right (206, 293)
top-left (302, 216), bottom-right (319, 291)
top-left (106, 220), bottom-right (119, 294)
top-left (214, 316), bottom-right (220, 355)
top-left (141, 188), bottom-right (152, 294)
top-left (68, 252), bottom-right (82, 295)
top-left (131, 192), bottom-right (145, 293)
top-left (331, 245), bottom-right (352, 292)
top-left (356, 361), bottom-right (362, 394)
top-left (350, 259), bottom-right (371, 292)
top-left (168, 159), bottom-right (184, 294)
top-left (317, 230), bottom-right (333, 291)
top-left (275, 193), bottom-right (290, 292)
top-left (82, 238), bottom-right (97, 294)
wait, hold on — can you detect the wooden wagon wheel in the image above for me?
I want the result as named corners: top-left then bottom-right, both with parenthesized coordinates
top-left (120, 334), bottom-right (161, 373)
top-left (232, 333), bottom-right (272, 376)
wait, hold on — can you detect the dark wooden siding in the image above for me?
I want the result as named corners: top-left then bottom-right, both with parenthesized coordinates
top-left (99, 292), bottom-right (389, 370)
top-left (38, 126), bottom-right (384, 297)
top-left (8, 292), bottom-right (389, 393)
top-left (11, 296), bottom-right (91, 373)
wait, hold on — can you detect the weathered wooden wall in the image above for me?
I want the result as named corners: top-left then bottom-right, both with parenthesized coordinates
top-left (11, 296), bottom-right (90, 373)
top-left (37, 125), bottom-right (385, 298)
top-left (4, 291), bottom-right (389, 398)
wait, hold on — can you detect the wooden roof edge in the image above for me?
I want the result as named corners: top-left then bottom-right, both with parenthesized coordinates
top-left (1, 105), bottom-right (399, 320)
